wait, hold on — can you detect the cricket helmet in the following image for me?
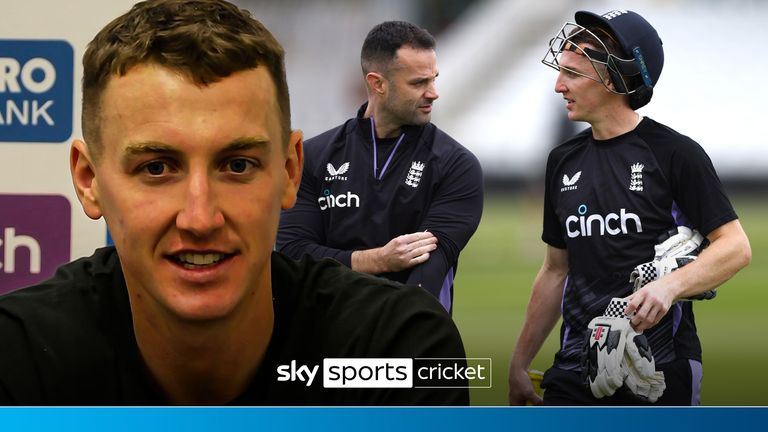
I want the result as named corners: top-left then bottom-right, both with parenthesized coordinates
top-left (543, 10), bottom-right (664, 109)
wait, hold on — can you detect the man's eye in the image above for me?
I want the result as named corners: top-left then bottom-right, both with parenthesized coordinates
top-left (144, 161), bottom-right (167, 175)
top-left (227, 158), bottom-right (254, 173)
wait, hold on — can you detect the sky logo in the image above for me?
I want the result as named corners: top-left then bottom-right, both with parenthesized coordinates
top-left (0, 39), bottom-right (74, 143)
top-left (0, 194), bottom-right (70, 294)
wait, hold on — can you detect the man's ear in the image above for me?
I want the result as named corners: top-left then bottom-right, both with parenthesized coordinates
top-left (70, 139), bottom-right (103, 220)
top-left (365, 72), bottom-right (387, 95)
top-left (281, 130), bottom-right (303, 210)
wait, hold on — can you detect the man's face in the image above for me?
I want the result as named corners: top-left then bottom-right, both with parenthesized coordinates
top-left (382, 46), bottom-right (439, 127)
top-left (72, 64), bottom-right (301, 323)
top-left (554, 44), bottom-right (612, 123)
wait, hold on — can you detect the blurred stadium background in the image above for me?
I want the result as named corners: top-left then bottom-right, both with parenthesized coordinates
top-left (239, 0), bottom-right (767, 405)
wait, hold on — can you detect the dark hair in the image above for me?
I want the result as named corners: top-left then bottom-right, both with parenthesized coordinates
top-left (360, 21), bottom-right (435, 74)
top-left (82, 0), bottom-right (290, 160)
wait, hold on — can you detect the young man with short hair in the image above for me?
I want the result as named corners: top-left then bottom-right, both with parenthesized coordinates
top-left (508, 9), bottom-right (751, 406)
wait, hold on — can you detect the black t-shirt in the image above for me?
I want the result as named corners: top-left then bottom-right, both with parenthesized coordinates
top-left (542, 117), bottom-right (737, 370)
top-left (0, 247), bottom-right (468, 405)
top-left (276, 104), bottom-right (484, 312)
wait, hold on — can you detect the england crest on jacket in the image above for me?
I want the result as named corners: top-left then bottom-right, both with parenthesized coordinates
top-left (405, 161), bottom-right (425, 188)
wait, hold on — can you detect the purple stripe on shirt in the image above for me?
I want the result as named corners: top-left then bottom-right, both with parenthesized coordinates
top-left (689, 359), bottom-right (703, 405)
top-left (671, 201), bottom-right (691, 227)
top-left (672, 302), bottom-right (683, 335)
top-left (561, 276), bottom-right (570, 347)
top-left (671, 202), bottom-right (689, 338)
top-left (439, 267), bottom-right (454, 312)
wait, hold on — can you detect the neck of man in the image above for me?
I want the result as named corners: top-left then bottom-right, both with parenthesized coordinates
top-left (590, 103), bottom-right (642, 140)
top-left (363, 99), bottom-right (403, 138)
top-left (130, 283), bottom-right (274, 405)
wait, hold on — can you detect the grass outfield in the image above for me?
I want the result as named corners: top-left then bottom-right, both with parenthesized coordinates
top-left (453, 192), bottom-right (767, 406)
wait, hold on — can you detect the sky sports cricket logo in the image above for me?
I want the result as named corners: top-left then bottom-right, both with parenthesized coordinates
top-left (277, 358), bottom-right (492, 388)
top-left (0, 39), bottom-right (73, 143)
top-left (0, 194), bottom-right (71, 294)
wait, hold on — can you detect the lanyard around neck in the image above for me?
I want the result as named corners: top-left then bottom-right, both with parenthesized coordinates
top-left (370, 117), bottom-right (405, 180)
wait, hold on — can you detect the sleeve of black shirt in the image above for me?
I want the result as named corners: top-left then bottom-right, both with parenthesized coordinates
top-left (542, 148), bottom-right (567, 248)
top-left (640, 122), bottom-right (738, 236)
top-left (277, 145), bottom-right (354, 266)
top-left (404, 148), bottom-right (484, 299)
top-left (665, 137), bottom-right (737, 236)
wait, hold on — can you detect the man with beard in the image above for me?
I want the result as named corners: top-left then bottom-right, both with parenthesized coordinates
top-left (278, 21), bottom-right (484, 314)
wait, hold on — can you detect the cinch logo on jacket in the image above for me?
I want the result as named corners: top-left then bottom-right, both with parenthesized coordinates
top-left (318, 190), bottom-right (360, 211)
top-left (565, 204), bottom-right (642, 238)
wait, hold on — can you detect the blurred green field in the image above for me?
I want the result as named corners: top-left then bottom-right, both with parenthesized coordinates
top-left (453, 192), bottom-right (767, 406)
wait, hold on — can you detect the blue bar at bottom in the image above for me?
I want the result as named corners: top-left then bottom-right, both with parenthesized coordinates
top-left (0, 407), bottom-right (765, 432)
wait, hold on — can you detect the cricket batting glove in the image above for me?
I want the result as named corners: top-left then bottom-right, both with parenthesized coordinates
top-left (653, 226), bottom-right (705, 259)
top-left (582, 298), bottom-right (632, 399)
top-left (629, 226), bottom-right (717, 301)
top-left (629, 256), bottom-right (696, 291)
top-left (622, 328), bottom-right (666, 403)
